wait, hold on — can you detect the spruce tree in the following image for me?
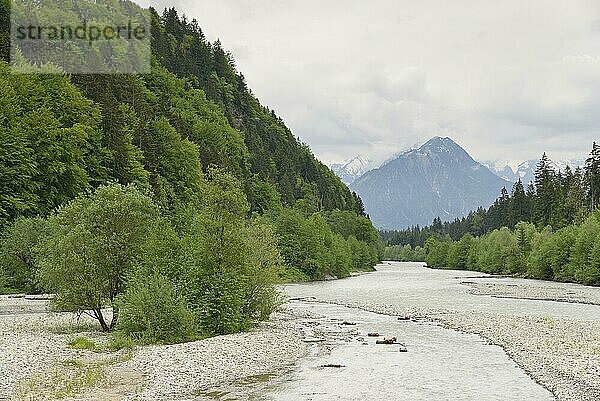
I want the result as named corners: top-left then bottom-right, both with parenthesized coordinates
top-left (533, 153), bottom-right (557, 227)
top-left (509, 179), bottom-right (528, 226)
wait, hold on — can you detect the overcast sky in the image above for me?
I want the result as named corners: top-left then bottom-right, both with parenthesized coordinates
top-left (137, 0), bottom-right (600, 167)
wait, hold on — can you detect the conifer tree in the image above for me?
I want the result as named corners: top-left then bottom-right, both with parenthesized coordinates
top-left (509, 179), bottom-right (528, 226)
top-left (533, 153), bottom-right (557, 227)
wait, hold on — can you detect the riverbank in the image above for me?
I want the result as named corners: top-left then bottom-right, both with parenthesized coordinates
top-left (0, 296), bottom-right (306, 401)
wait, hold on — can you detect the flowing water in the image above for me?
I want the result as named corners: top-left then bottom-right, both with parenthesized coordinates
top-left (259, 301), bottom-right (555, 401)
top-left (268, 262), bottom-right (600, 400)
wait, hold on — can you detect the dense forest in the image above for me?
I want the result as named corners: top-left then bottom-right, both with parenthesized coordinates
top-left (383, 144), bottom-right (600, 286)
top-left (0, 1), bottom-right (381, 343)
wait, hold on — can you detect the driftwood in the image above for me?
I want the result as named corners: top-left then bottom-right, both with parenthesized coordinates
top-left (302, 338), bottom-right (326, 343)
top-left (376, 337), bottom-right (403, 345)
top-left (341, 321), bottom-right (357, 326)
top-left (320, 364), bottom-right (345, 368)
top-left (367, 332), bottom-right (380, 337)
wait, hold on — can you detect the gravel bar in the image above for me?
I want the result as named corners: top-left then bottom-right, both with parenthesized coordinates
top-left (0, 296), bottom-right (305, 401)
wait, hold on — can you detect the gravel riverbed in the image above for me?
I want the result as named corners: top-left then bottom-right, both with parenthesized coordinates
top-left (462, 280), bottom-right (600, 305)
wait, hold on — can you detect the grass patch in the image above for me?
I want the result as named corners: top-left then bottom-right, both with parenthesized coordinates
top-left (15, 352), bottom-right (135, 401)
top-left (61, 359), bottom-right (84, 368)
top-left (69, 337), bottom-right (97, 351)
top-left (15, 363), bottom-right (105, 400)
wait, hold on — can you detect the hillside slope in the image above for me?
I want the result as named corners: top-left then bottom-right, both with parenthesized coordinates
top-left (0, 1), bottom-right (365, 222)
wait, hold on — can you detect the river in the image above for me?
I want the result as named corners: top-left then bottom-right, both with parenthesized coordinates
top-left (258, 263), bottom-right (600, 401)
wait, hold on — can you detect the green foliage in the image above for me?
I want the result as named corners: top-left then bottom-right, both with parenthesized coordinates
top-left (38, 184), bottom-right (160, 332)
top-left (0, 216), bottom-right (47, 293)
top-left (0, 1), bottom-right (382, 344)
top-left (420, 212), bottom-right (600, 286)
top-left (119, 169), bottom-right (286, 337)
top-left (272, 207), bottom-right (380, 280)
top-left (278, 266), bottom-right (310, 283)
top-left (570, 213), bottom-right (600, 285)
top-left (424, 237), bottom-right (450, 268)
top-left (176, 171), bottom-right (281, 335)
top-left (249, 177), bottom-right (282, 215)
top-left (116, 272), bottom-right (197, 344)
top-left (0, 267), bottom-right (6, 292)
top-left (107, 333), bottom-right (137, 351)
top-left (30, 177), bottom-right (286, 339)
top-left (446, 234), bottom-right (473, 270)
top-left (244, 222), bottom-right (285, 320)
top-left (0, 63), bottom-right (107, 222)
top-left (527, 227), bottom-right (555, 280)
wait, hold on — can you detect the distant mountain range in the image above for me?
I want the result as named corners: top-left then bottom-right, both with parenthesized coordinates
top-left (348, 137), bottom-right (509, 230)
top-left (485, 159), bottom-right (586, 186)
top-left (330, 156), bottom-right (376, 185)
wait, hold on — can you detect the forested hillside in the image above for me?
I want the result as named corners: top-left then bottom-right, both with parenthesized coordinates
top-left (0, 0), bottom-right (381, 343)
top-left (383, 145), bottom-right (600, 286)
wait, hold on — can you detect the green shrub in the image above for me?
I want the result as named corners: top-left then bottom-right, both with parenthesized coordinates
top-left (527, 227), bottom-right (554, 280)
top-left (383, 244), bottom-right (426, 262)
top-left (570, 214), bottom-right (600, 285)
top-left (446, 234), bottom-right (473, 269)
top-left (274, 207), bottom-right (380, 280)
top-left (116, 272), bottom-right (197, 345)
top-left (278, 266), bottom-right (310, 283)
top-left (425, 236), bottom-right (451, 268)
top-left (243, 222), bottom-right (285, 320)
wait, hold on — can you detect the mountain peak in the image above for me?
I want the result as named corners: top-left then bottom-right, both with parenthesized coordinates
top-left (424, 136), bottom-right (453, 144)
top-left (350, 137), bottom-right (507, 229)
top-left (420, 136), bottom-right (463, 152)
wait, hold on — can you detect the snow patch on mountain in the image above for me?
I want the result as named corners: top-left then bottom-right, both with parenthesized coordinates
top-left (330, 155), bottom-right (377, 185)
top-left (485, 158), bottom-right (586, 185)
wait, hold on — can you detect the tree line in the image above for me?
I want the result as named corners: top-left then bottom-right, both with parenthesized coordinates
top-left (424, 214), bottom-right (600, 286)
top-left (0, 1), bottom-right (382, 344)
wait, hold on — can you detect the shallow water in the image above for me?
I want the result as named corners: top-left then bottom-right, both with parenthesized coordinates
top-left (261, 262), bottom-right (600, 400)
top-left (262, 301), bottom-right (554, 401)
